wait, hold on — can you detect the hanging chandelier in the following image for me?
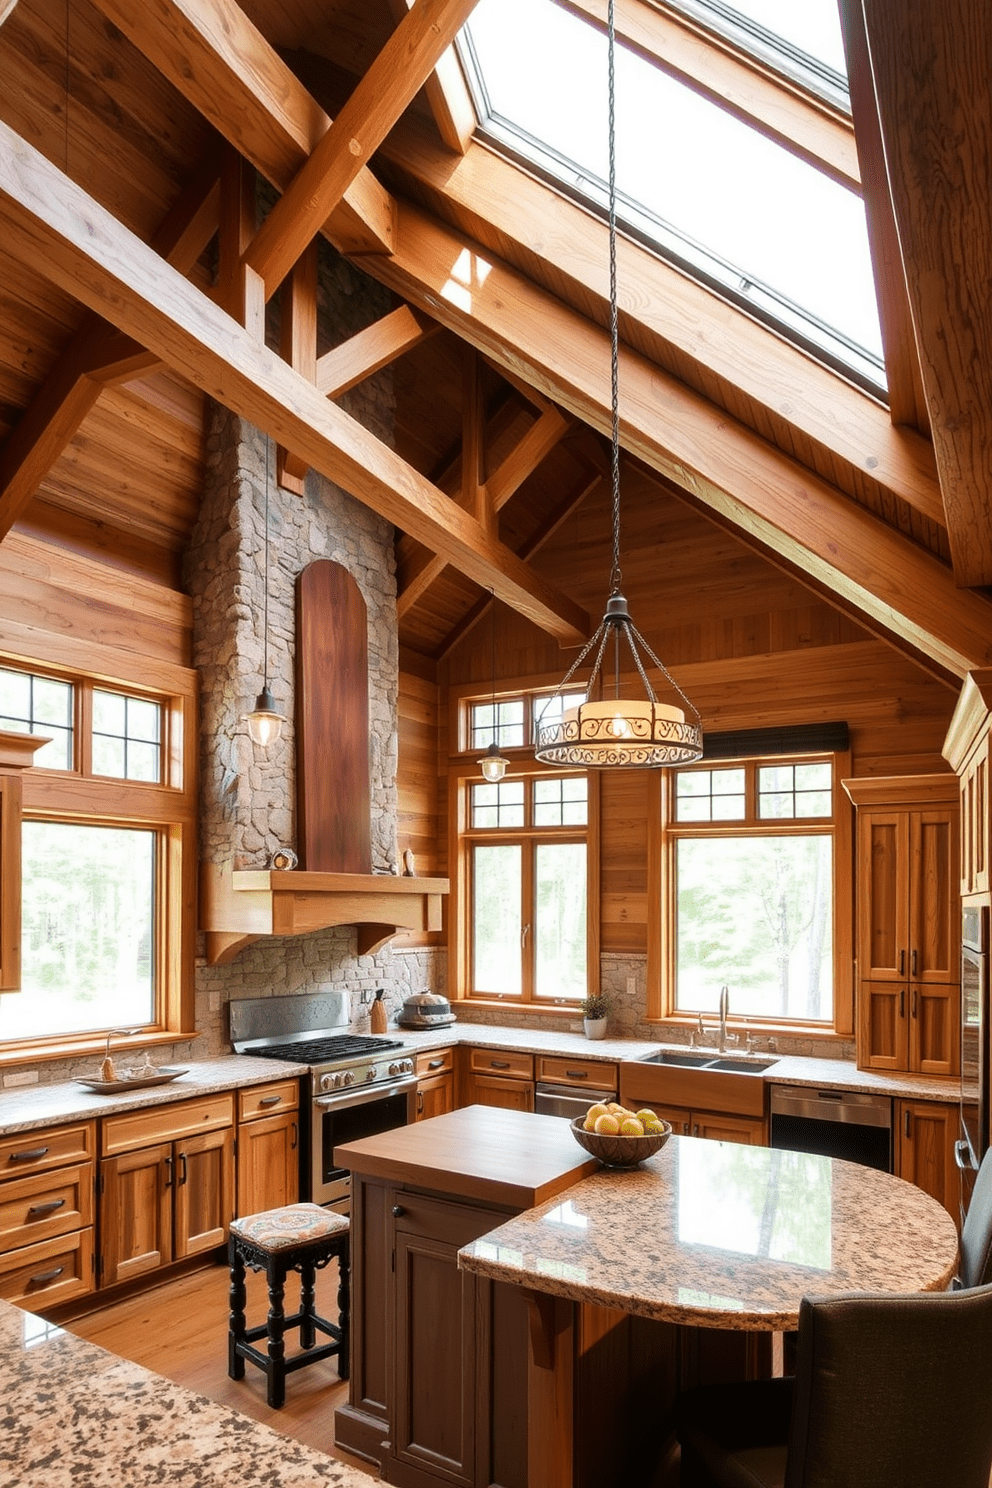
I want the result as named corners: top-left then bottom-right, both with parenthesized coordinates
top-left (534, 0), bottom-right (702, 771)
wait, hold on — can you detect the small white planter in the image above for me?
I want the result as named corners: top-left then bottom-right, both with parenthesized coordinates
top-left (583, 1016), bottom-right (608, 1040)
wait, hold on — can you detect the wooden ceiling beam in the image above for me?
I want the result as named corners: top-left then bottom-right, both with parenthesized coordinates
top-left (562, 0), bottom-right (859, 189)
top-left (277, 241), bottom-right (318, 494)
top-left (86, 0), bottom-right (395, 257)
top-left (862, 0), bottom-right (992, 587)
top-left (386, 0), bottom-right (476, 155)
top-left (242, 0), bottom-right (481, 299)
top-left (382, 116), bottom-right (944, 527)
top-left (0, 122), bottom-right (587, 647)
top-left (368, 199), bottom-right (992, 677)
top-left (0, 150), bottom-right (221, 541)
top-left (316, 305), bottom-right (439, 398)
top-left (837, 0), bottom-right (928, 433)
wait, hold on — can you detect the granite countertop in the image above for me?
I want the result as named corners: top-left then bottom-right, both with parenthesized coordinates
top-left (0, 1298), bottom-right (376, 1488)
top-left (459, 1134), bottom-right (961, 1332)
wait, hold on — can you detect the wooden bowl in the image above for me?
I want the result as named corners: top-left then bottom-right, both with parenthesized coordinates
top-left (570, 1116), bottom-right (673, 1168)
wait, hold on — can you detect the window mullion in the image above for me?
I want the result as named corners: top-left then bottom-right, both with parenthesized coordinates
top-left (522, 837), bottom-right (535, 1002)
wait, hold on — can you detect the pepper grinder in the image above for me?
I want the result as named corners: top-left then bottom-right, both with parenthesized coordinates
top-left (370, 987), bottom-right (388, 1034)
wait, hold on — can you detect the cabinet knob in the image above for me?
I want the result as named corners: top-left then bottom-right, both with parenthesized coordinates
top-left (392, 1204), bottom-right (405, 1217)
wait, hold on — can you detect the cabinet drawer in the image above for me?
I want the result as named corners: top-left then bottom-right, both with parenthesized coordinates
top-left (237, 1080), bottom-right (299, 1122)
top-left (0, 1227), bottom-right (95, 1309)
top-left (535, 1056), bottom-right (617, 1089)
top-left (415, 1049), bottom-right (454, 1078)
top-left (468, 1049), bottom-right (534, 1080)
top-left (102, 1094), bottom-right (234, 1156)
top-left (0, 1162), bottom-right (94, 1251)
top-left (0, 1121), bottom-right (96, 1180)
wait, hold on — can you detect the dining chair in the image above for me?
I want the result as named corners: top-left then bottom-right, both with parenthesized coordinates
top-left (676, 1282), bottom-right (992, 1488)
top-left (956, 1145), bottom-right (992, 1288)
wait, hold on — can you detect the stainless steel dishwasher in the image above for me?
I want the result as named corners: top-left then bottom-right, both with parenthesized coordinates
top-left (770, 1085), bottom-right (892, 1171)
top-left (535, 1076), bottom-right (617, 1119)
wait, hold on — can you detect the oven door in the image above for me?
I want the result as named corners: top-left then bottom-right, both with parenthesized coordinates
top-left (310, 1078), bottom-right (417, 1211)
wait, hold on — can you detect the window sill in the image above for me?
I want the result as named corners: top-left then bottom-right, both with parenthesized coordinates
top-left (458, 998), bottom-right (584, 1020)
top-left (0, 1028), bottom-right (201, 1070)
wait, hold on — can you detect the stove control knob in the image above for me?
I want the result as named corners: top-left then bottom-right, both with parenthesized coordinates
top-left (341, 1071), bottom-right (355, 1087)
top-left (366, 1066), bottom-right (378, 1082)
top-left (389, 1060), bottom-right (413, 1077)
top-left (320, 1073), bottom-right (332, 1092)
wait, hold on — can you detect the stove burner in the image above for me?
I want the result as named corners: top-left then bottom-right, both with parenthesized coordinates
top-left (250, 1033), bottom-right (403, 1063)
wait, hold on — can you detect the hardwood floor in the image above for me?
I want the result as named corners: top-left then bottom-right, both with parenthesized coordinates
top-left (66, 1262), bottom-right (379, 1478)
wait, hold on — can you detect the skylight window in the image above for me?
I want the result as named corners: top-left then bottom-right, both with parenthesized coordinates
top-left (460, 0), bottom-right (884, 396)
top-left (672, 0), bottom-right (849, 106)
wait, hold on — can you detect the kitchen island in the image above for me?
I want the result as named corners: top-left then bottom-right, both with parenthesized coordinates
top-left (336, 1106), bottom-right (959, 1488)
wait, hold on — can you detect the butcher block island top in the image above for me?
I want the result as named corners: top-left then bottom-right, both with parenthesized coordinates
top-left (459, 1132), bottom-right (960, 1332)
top-left (334, 1104), bottom-right (599, 1209)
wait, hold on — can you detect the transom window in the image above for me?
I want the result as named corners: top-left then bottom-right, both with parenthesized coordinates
top-left (468, 690), bottom-right (587, 753)
top-left (0, 667), bottom-right (73, 770)
top-left (93, 689), bottom-right (162, 783)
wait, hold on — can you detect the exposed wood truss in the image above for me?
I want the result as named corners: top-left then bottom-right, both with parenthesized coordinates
top-left (0, 120), bottom-right (587, 646)
top-left (862, 0), bottom-right (992, 586)
top-left (316, 305), bottom-right (440, 397)
top-left (386, 0), bottom-right (476, 154)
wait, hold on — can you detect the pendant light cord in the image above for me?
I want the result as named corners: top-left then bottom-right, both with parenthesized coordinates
top-left (607, 0), bottom-right (622, 601)
top-left (262, 435), bottom-right (271, 689)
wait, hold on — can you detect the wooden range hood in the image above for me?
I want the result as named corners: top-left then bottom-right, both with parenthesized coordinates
top-left (201, 561), bottom-right (447, 967)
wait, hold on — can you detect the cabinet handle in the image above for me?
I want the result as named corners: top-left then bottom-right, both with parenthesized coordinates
top-left (291, 1122), bottom-right (298, 1151)
top-left (428, 1059), bottom-right (445, 1070)
top-left (28, 1266), bottom-right (65, 1286)
top-left (912, 989), bottom-right (918, 1018)
top-left (900, 989), bottom-right (905, 1017)
top-left (27, 1198), bottom-right (66, 1216)
top-left (490, 1060), bottom-right (511, 1070)
top-left (164, 1156), bottom-right (174, 1189)
top-left (416, 1091), bottom-right (424, 1114)
top-left (392, 1205), bottom-right (405, 1218)
top-left (178, 1152), bottom-right (188, 1186)
top-left (692, 1123), bottom-right (700, 1137)
top-left (904, 1109), bottom-right (912, 1139)
top-left (911, 949), bottom-right (918, 976)
top-left (258, 1095), bottom-right (281, 1107)
top-left (564, 1069), bottom-right (588, 1079)
top-left (899, 949), bottom-right (906, 976)
top-left (9, 1147), bottom-right (49, 1164)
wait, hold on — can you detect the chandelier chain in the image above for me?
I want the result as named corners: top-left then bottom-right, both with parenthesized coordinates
top-left (608, 0), bottom-right (622, 598)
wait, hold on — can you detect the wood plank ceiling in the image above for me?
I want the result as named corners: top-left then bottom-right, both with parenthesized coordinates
top-left (0, 0), bottom-right (989, 680)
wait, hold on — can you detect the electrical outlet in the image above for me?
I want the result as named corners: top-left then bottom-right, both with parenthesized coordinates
top-left (626, 975), bottom-right (636, 995)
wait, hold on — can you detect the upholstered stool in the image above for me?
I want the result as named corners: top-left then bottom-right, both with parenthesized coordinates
top-left (227, 1202), bottom-right (350, 1408)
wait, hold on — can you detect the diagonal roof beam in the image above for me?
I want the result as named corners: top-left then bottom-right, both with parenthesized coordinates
top-left (0, 150), bottom-right (221, 542)
top-left (862, 0), bottom-right (992, 587)
top-left (386, 0), bottom-right (476, 154)
top-left (317, 305), bottom-right (440, 398)
top-left (86, 0), bottom-right (394, 257)
top-left (243, 0), bottom-right (482, 299)
top-left (0, 121), bottom-right (587, 647)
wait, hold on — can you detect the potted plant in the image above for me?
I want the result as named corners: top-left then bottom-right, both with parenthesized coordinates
top-left (581, 992), bottom-right (610, 1040)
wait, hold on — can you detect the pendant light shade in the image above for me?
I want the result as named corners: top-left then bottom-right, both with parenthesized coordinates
top-left (535, 3), bottom-right (701, 771)
top-left (246, 434), bottom-right (286, 749)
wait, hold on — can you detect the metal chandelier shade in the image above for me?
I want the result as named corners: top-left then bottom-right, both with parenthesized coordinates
top-left (534, 0), bottom-right (701, 771)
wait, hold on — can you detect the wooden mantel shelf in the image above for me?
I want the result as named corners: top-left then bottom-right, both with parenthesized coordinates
top-left (201, 862), bottom-right (448, 966)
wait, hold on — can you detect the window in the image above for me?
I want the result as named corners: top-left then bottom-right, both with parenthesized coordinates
top-left (0, 660), bottom-right (192, 1054)
top-left (669, 755), bottom-right (838, 1025)
top-left (465, 773), bottom-right (589, 1003)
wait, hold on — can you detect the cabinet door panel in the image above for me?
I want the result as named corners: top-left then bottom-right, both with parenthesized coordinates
top-left (911, 812), bottom-right (958, 981)
top-left (416, 1072), bottom-right (454, 1121)
top-left (236, 1111), bottom-right (299, 1217)
top-left (0, 1162), bottom-right (94, 1251)
top-left (100, 1143), bottom-right (173, 1286)
top-left (896, 1100), bottom-right (958, 1218)
top-left (466, 1073), bottom-right (534, 1112)
top-left (175, 1127), bottom-right (234, 1258)
top-left (860, 814), bottom-right (910, 980)
top-left (0, 1226), bottom-right (95, 1309)
top-left (910, 983), bottom-right (959, 1077)
top-left (692, 1113), bottom-right (766, 1145)
top-left (631, 1101), bottom-right (691, 1136)
top-left (859, 981), bottom-right (910, 1071)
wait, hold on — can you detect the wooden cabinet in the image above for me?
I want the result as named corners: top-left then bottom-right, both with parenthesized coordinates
top-left (461, 1047), bottom-right (535, 1112)
top-left (99, 1095), bottom-right (234, 1287)
top-left (844, 776), bottom-right (960, 1076)
top-left (0, 731), bottom-right (48, 991)
top-left (535, 1054), bottom-right (618, 1091)
top-left (942, 670), bottom-right (992, 896)
top-left (634, 1101), bottom-right (766, 1146)
top-left (895, 1099), bottom-right (959, 1219)
top-left (235, 1079), bottom-right (300, 1216)
top-left (415, 1049), bottom-right (454, 1121)
top-left (0, 1120), bottom-right (96, 1309)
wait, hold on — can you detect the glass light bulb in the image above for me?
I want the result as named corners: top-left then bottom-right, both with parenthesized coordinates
top-left (247, 687), bottom-right (285, 747)
top-left (479, 744), bottom-right (508, 782)
top-left (608, 712), bottom-right (630, 738)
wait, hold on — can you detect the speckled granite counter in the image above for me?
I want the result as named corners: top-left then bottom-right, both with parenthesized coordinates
top-left (0, 1298), bottom-right (376, 1487)
top-left (459, 1135), bottom-right (960, 1332)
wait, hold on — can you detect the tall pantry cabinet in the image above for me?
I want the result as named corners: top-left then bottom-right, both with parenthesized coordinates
top-left (844, 775), bottom-right (959, 1077)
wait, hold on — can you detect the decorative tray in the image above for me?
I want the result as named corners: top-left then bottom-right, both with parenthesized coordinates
top-left (75, 1067), bottom-right (188, 1093)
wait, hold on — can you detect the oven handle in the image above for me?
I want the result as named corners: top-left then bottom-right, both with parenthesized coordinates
top-left (314, 1075), bottom-right (418, 1111)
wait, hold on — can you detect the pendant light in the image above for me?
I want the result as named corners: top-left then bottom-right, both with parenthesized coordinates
top-left (478, 591), bottom-right (509, 782)
top-left (246, 434), bottom-right (286, 748)
top-left (535, 0), bottom-right (702, 770)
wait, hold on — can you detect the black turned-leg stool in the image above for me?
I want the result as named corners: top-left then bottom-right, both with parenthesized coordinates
top-left (228, 1202), bottom-right (350, 1409)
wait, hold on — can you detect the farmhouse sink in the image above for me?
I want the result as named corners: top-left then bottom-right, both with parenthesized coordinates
top-left (642, 1050), bottom-right (777, 1074)
top-left (624, 1048), bottom-right (780, 1119)
top-left (642, 1050), bottom-right (715, 1068)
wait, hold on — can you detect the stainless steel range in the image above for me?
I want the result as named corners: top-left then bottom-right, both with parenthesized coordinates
top-left (230, 993), bottom-right (417, 1211)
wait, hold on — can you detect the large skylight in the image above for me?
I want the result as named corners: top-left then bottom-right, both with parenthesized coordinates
top-left (460, 0), bottom-right (885, 397)
top-left (673, 0), bottom-right (849, 105)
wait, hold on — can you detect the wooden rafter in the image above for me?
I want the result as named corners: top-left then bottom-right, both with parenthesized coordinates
top-left (242, 0), bottom-right (481, 299)
top-left (316, 306), bottom-right (439, 397)
top-left (0, 151), bottom-right (221, 542)
top-left (386, 0), bottom-right (476, 155)
top-left (862, 0), bottom-right (992, 587)
top-left (277, 242), bottom-right (318, 493)
top-left (562, 0), bottom-right (859, 189)
top-left (837, 0), bottom-right (929, 433)
top-left (86, 0), bottom-right (395, 257)
top-left (0, 120), bottom-right (587, 646)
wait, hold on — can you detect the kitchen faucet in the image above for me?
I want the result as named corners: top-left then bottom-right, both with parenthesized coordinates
top-left (718, 985), bottom-right (730, 1053)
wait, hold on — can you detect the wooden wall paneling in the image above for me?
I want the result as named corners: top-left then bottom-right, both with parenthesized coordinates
top-left (395, 667), bottom-right (443, 946)
top-left (599, 772), bottom-right (649, 955)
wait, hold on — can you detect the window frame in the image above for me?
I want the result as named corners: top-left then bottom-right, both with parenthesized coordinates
top-left (650, 748), bottom-right (853, 1037)
top-left (0, 653), bottom-right (197, 1065)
